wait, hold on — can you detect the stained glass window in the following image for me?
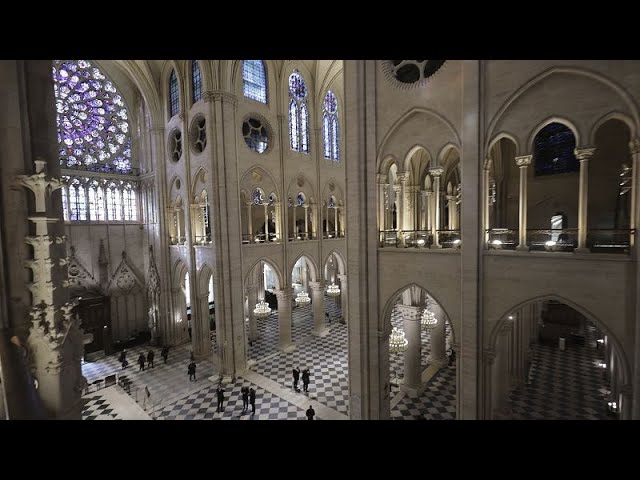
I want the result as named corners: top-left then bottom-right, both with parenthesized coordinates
top-left (534, 123), bottom-right (578, 176)
top-left (253, 189), bottom-right (264, 205)
top-left (288, 70), bottom-right (309, 154)
top-left (192, 61), bottom-right (202, 105)
top-left (242, 118), bottom-right (268, 153)
top-left (202, 190), bottom-right (211, 240)
top-left (323, 91), bottom-right (339, 161)
top-left (297, 192), bottom-right (305, 206)
top-left (52, 60), bottom-right (132, 174)
top-left (169, 69), bottom-right (179, 118)
top-left (69, 179), bottom-right (87, 221)
top-left (61, 185), bottom-right (69, 221)
top-left (88, 180), bottom-right (106, 221)
top-left (107, 182), bottom-right (122, 221)
top-left (329, 196), bottom-right (335, 208)
top-left (243, 60), bottom-right (267, 104)
top-left (123, 183), bottom-right (137, 221)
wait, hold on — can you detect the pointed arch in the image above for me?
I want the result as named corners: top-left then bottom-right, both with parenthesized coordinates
top-left (191, 167), bottom-right (207, 193)
top-left (289, 253), bottom-right (319, 283)
top-left (162, 60), bottom-right (182, 120)
top-left (286, 173), bottom-right (316, 201)
top-left (245, 257), bottom-right (283, 291)
top-left (528, 116), bottom-right (581, 151)
top-left (172, 258), bottom-right (189, 290)
top-left (168, 174), bottom-right (183, 198)
top-left (487, 294), bottom-right (630, 386)
top-left (381, 282), bottom-right (457, 345)
top-left (197, 263), bottom-right (214, 296)
top-left (487, 132), bottom-right (521, 160)
top-left (323, 249), bottom-right (346, 275)
top-left (590, 111), bottom-right (636, 145)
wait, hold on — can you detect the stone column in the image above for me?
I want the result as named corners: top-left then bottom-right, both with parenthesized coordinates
top-left (337, 273), bottom-right (348, 324)
top-left (273, 202), bottom-right (281, 241)
top-left (193, 294), bottom-right (210, 360)
top-left (398, 174), bottom-right (407, 233)
top-left (447, 194), bottom-right (458, 230)
top-left (575, 147), bottom-right (595, 253)
top-left (309, 281), bottom-right (327, 336)
top-left (397, 305), bottom-right (423, 393)
top-left (420, 190), bottom-right (427, 231)
top-left (515, 155), bottom-right (532, 251)
top-left (621, 383), bottom-right (633, 420)
top-left (632, 139), bottom-right (640, 419)
top-left (264, 203), bottom-right (269, 241)
top-left (292, 204), bottom-right (297, 239)
top-left (483, 162), bottom-right (491, 245)
top-left (378, 174), bottom-right (387, 231)
top-left (246, 203), bottom-right (252, 241)
top-left (304, 205), bottom-right (309, 239)
top-left (426, 190), bottom-right (433, 241)
top-left (325, 203), bottom-right (330, 237)
top-left (429, 166), bottom-right (444, 248)
top-left (275, 288), bottom-right (294, 352)
top-left (246, 284), bottom-right (258, 342)
top-left (333, 206), bottom-right (338, 237)
top-left (428, 307), bottom-right (448, 367)
top-left (629, 139), bottom-right (639, 248)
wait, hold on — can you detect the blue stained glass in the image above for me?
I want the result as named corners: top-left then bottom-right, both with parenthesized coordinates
top-left (534, 123), bottom-right (578, 176)
top-left (288, 70), bottom-right (306, 99)
top-left (300, 102), bottom-right (309, 153)
top-left (329, 197), bottom-right (334, 208)
top-left (323, 113), bottom-right (331, 159)
top-left (253, 189), bottom-right (264, 205)
top-left (169, 69), bottom-right (179, 117)
top-left (323, 90), bottom-right (339, 161)
top-left (289, 70), bottom-right (309, 154)
top-left (243, 60), bottom-right (267, 104)
top-left (52, 60), bottom-right (132, 174)
top-left (289, 99), bottom-right (299, 151)
top-left (331, 116), bottom-right (339, 161)
top-left (191, 61), bottom-right (202, 104)
top-left (296, 193), bottom-right (304, 206)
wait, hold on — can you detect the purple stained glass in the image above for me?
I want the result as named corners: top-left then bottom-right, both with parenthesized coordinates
top-left (52, 60), bottom-right (132, 174)
top-left (288, 70), bottom-right (307, 99)
top-left (324, 90), bottom-right (337, 114)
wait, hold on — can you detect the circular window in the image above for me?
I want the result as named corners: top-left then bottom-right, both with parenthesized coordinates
top-left (169, 129), bottom-right (182, 162)
top-left (190, 116), bottom-right (207, 154)
top-left (382, 60), bottom-right (446, 89)
top-left (242, 117), bottom-right (269, 154)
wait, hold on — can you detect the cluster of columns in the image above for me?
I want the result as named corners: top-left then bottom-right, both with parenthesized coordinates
top-left (395, 302), bottom-right (448, 394)
top-left (377, 167), bottom-right (452, 247)
top-left (245, 201), bottom-right (281, 242)
top-left (289, 203), bottom-right (316, 240)
top-left (508, 148), bottom-right (596, 252)
top-left (324, 205), bottom-right (344, 237)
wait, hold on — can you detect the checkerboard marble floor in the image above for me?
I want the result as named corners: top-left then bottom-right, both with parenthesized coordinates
top-left (392, 364), bottom-right (457, 420)
top-left (82, 394), bottom-right (123, 420)
top-left (506, 323), bottom-right (612, 420)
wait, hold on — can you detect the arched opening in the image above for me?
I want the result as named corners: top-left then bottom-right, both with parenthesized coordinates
top-left (590, 119), bottom-right (633, 252)
top-left (291, 256), bottom-right (316, 343)
top-left (384, 285), bottom-right (456, 420)
top-left (440, 147), bottom-right (461, 247)
top-left (487, 136), bottom-right (519, 249)
top-left (245, 260), bottom-right (281, 364)
top-left (489, 298), bottom-right (627, 420)
top-left (288, 191), bottom-right (313, 241)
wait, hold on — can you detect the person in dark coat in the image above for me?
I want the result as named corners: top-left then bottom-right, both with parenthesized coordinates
top-left (292, 367), bottom-right (301, 392)
top-left (241, 386), bottom-right (249, 412)
top-left (306, 405), bottom-right (315, 420)
top-left (147, 350), bottom-right (155, 368)
top-left (217, 384), bottom-right (225, 412)
top-left (138, 353), bottom-right (146, 371)
top-left (249, 387), bottom-right (256, 415)
top-left (119, 349), bottom-right (128, 369)
top-left (161, 346), bottom-right (169, 364)
top-left (326, 312), bottom-right (331, 324)
top-left (301, 368), bottom-right (311, 393)
top-left (188, 361), bottom-right (196, 381)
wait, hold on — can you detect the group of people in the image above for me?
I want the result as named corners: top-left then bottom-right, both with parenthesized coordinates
top-left (214, 384), bottom-right (256, 415)
top-left (118, 346), bottom-right (171, 371)
top-left (292, 367), bottom-right (311, 393)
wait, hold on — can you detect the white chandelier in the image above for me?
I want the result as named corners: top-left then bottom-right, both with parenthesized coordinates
top-left (389, 327), bottom-right (408, 354)
top-left (295, 291), bottom-right (311, 305)
top-left (326, 283), bottom-right (341, 297)
top-left (421, 302), bottom-right (438, 331)
top-left (253, 300), bottom-right (271, 319)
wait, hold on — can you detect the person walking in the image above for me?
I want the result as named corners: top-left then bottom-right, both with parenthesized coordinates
top-left (188, 361), bottom-right (197, 381)
top-left (216, 384), bottom-right (225, 412)
top-left (292, 367), bottom-right (301, 392)
top-left (138, 353), bottom-right (146, 372)
top-left (301, 368), bottom-right (311, 393)
top-left (326, 312), bottom-right (331, 325)
top-left (306, 405), bottom-right (315, 420)
top-left (241, 386), bottom-right (249, 412)
top-left (161, 345), bottom-right (169, 364)
top-left (249, 387), bottom-right (256, 415)
top-left (119, 349), bottom-right (128, 369)
top-left (147, 350), bottom-right (155, 368)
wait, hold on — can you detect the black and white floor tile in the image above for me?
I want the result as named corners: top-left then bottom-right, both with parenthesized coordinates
top-left (82, 395), bottom-right (122, 420)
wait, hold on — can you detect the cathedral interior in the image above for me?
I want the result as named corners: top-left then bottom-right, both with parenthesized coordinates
top-left (0, 59), bottom-right (639, 420)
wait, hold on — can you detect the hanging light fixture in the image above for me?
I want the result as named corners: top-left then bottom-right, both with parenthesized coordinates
top-left (389, 327), bottom-right (408, 353)
top-left (326, 283), bottom-right (341, 297)
top-left (421, 300), bottom-right (438, 331)
top-left (295, 291), bottom-right (311, 305)
top-left (253, 300), bottom-right (271, 319)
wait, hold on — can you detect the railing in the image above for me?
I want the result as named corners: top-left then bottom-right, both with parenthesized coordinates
top-left (322, 231), bottom-right (344, 239)
top-left (588, 229), bottom-right (634, 253)
top-left (379, 229), bottom-right (461, 249)
top-left (169, 236), bottom-right (187, 246)
top-left (437, 230), bottom-right (461, 249)
top-left (241, 233), bottom-right (280, 245)
top-left (526, 229), bottom-right (578, 252)
top-left (194, 235), bottom-right (212, 245)
top-left (287, 232), bottom-right (317, 241)
top-left (486, 228), bottom-right (518, 250)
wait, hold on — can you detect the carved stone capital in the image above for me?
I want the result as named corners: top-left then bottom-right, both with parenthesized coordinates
top-left (274, 287), bottom-right (295, 301)
top-left (574, 147), bottom-right (596, 161)
top-left (429, 166), bottom-right (445, 177)
top-left (308, 281), bottom-right (325, 292)
top-left (396, 304), bottom-right (422, 322)
top-left (515, 155), bottom-right (532, 167)
top-left (377, 174), bottom-right (388, 184)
